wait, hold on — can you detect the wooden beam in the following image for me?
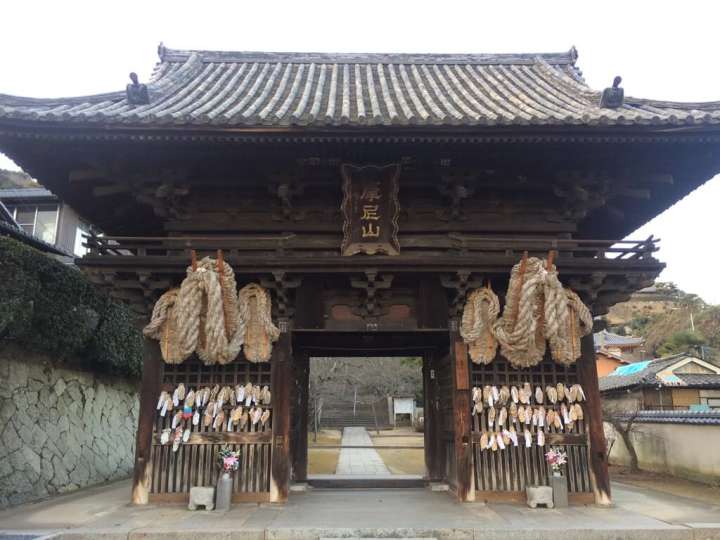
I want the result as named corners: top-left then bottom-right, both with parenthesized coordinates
top-left (131, 338), bottom-right (163, 505)
top-left (153, 431), bottom-right (272, 445)
top-left (450, 330), bottom-right (474, 502)
top-left (470, 432), bottom-right (586, 445)
top-left (417, 276), bottom-right (449, 329)
top-left (270, 326), bottom-right (292, 502)
top-left (577, 333), bottom-right (612, 506)
top-left (69, 168), bottom-right (106, 183)
top-left (291, 350), bottom-right (310, 482)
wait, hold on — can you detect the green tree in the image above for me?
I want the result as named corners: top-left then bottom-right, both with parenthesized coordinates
top-left (656, 330), bottom-right (707, 357)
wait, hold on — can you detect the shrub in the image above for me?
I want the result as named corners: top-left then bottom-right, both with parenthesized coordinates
top-left (0, 236), bottom-right (142, 377)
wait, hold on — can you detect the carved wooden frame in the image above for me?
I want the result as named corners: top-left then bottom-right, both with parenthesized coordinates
top-left (340, 163), bottom-right (401, 256)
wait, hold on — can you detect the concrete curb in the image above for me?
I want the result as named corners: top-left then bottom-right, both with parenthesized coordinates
top-left (24, 526), bottom-right (720, 540)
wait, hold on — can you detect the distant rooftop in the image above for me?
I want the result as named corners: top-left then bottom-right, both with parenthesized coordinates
top-left (593, 330), bottom-right (644, 350)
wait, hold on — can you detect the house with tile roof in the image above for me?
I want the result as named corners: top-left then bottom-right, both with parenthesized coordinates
top-left (594, 330), bottom-right (647, 376)
top-left (600, 353), bottom-right (720, 411)
top-left (602, 354), bottom-right (720, 484)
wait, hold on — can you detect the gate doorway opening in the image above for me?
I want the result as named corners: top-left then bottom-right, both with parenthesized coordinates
top-left (306, 356), bottom-right (425, 484)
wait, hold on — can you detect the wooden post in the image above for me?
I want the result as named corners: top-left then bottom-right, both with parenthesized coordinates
top-left (423, 351), bottom-right (442, 481)
top-left (291, 350), bottom-right (309, 482)
top-left (270, 323), bottom-right (292, 502)
top-left (450, 327), bottom-right (474, 502)
top-left (577, 332), bottom-right (612, 506)
top-left (131, 337), bottom-right (163, 504)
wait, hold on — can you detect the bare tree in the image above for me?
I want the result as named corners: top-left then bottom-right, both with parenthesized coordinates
top-left (308, 356), bottom-right (423, 435)
top-left (602, 401), bottom-right (642, 473)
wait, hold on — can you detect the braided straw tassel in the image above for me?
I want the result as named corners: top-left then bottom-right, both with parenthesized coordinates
top-left (460, 284), bottom-right (500, 364)
top-left (238, 283), bottom-right (280, 363)
top-left (143, 288), bottom-right (187, 364)
top-left (550, 289), bottom-right (594, 365)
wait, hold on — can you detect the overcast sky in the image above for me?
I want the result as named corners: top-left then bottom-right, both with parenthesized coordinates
top-left (1, 0), bottom-right (718, 303)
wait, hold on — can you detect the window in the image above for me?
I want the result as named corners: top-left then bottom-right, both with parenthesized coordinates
top-left (5, 203), bottom-right (59, 244)
top-left (73, 222), bottom-right (90, 257)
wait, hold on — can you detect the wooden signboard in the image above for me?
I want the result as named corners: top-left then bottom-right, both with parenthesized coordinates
top-left (340, 163), bottom-right (401, 256)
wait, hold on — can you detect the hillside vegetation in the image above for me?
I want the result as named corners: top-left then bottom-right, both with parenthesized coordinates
top-left (0, 168), bottom-right (36, 189)
top-left (605, 282), bottom-right (719, 360)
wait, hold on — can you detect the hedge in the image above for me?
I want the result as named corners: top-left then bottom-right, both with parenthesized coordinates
top-left (0, 236), bottom-right (142, 377)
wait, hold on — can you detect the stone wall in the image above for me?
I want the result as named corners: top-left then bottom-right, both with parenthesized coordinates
top-left (0, 345), bottom-right (140, 508)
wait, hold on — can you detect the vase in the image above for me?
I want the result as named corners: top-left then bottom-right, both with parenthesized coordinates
top-left (550, 472), bottom-right (568, 508)
top-left (215, 471), bottom-right (233, 511)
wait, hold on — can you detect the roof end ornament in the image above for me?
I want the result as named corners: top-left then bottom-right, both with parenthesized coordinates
top-left (126, 72), bottom-right (150, 105)
top-left (157, 42), bottom-right (166, 61)
top-left (569, 46), bottom-right (579, 63)
top-left (600, 76), bottom-right (624, 109)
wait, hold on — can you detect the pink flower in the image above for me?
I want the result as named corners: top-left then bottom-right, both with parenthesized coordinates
top-left (223, 456), bottom-right (237, 469)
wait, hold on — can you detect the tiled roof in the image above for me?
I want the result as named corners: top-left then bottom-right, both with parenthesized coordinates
top-left (610, 410), bottom-right (720, 425)
top-left (599, 354), bottom-right (720, 392)
top-left (674, 374), bottom-right (720, 387)
top-left (1, 47), bottom-right (720, 129)
top-left (596, 349), bottom-right (629, 363)
top-left (0, 187), bottom-right (56, 199)
top-left (594, 330), bottom-right (644, 350)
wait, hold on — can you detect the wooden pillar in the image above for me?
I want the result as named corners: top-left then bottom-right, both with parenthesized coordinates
top-left (422, 352), bottom-right (434, 480)
top-left (449, 328), bottom-right (474, 502)
top-left (577, 333), bottom-right (612, 506)
top-left (423, 351), bottom-right (443, 481)
top-left (270, 324), bottom-right (292, 502)
top-left (291, 350), bottom-right (309, 482)
top-left (131, 337), bottom-right (163, 505)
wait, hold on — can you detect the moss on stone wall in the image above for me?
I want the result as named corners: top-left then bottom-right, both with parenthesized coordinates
top-left (0, 236), bottom-right (142, 377)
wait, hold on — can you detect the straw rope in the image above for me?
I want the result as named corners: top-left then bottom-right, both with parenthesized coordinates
top-left (144, 257), bottom-right (280, 365)
top-left (460, 256), bottom-right (592, 369)
top-left (492, 257), bottom-right (550, 368)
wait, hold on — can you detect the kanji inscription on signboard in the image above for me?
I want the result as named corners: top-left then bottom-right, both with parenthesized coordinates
top-left (340, 163), bottom-right (400, 256)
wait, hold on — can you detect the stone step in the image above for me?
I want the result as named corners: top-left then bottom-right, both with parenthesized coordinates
top-left (308, 476), bottom-right (426, 489)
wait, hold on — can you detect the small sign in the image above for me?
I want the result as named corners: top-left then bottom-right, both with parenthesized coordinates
top-left (340, 163), bottom-right (400, 256)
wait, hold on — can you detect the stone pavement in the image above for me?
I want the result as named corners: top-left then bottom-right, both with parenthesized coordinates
top-left (1, 479), bottom-right (720, 540)
top-left (335, 426), bottom-right (391, 476)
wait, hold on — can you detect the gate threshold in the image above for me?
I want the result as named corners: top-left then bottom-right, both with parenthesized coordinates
top-left (307, 474), bottom-right (425, 489)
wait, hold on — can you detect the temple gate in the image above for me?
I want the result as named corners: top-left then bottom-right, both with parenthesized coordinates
top-left (1, 45), bottom-right (718, 506)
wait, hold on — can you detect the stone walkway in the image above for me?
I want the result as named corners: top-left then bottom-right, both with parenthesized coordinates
top-left (335, 426), bottom-right (391, 476)
top-left (2, 479), bottom-right (720, 540)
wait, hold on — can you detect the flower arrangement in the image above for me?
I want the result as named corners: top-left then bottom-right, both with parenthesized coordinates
top-left (218, 447), bottom-right (240, 473)
top-left (545, 447), bottom-right (567, 474)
